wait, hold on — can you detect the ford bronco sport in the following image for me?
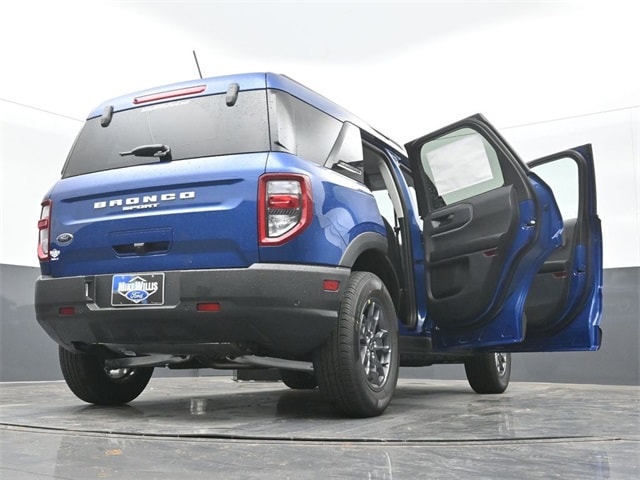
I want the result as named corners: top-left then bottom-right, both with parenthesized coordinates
top-left (35, 73), bottom-right (602, 417)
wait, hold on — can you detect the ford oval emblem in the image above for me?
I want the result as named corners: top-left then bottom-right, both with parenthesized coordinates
top-left (56, 233), bottom-right (74, 245)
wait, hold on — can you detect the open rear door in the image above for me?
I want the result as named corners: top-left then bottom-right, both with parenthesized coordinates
top-left (516, 145), bottom-right (603, 351)
top-left (405, 114), bottom-right (564, 349)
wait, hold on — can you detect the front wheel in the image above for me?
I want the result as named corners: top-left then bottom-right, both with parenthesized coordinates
top-left (464, 352), bottom-right (511, 394)
top-left (59, 346), bottom-right (153, 405)
top-left (314, 272), bottom-right (399, 417)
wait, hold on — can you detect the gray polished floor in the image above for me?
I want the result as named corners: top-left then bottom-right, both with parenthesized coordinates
top-left (1, 376), bottom-right (638, 479)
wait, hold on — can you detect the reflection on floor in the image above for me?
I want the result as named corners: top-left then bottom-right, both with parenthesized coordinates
top-left (1, 377), bottom-right (638, 479)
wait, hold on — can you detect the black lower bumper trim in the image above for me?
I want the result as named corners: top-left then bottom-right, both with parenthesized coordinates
top-left (35, 264), bottom-right (350, 356)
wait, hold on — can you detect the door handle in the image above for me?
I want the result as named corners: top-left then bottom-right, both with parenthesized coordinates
top-left (429, 206), bottom-right (472, 233)
top-left (431, 213), bottom-right (455, 228)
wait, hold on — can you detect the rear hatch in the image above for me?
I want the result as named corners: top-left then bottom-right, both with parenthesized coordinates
top-left (44, 76), bottom-right (271, 277)
top-left (47, 153), bottom-right (267, 277)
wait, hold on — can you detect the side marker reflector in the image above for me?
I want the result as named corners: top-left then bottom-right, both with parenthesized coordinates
top-left (197, 302), bottom-right (221, 312)
top-left (323, 280), bottom-right (340, 292)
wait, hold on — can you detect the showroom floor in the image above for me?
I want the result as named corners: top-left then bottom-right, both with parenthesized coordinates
top-left (1, 376), bottom-right (638, 479)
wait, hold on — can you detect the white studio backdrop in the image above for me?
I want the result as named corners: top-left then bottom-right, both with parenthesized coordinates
top-left (1, 0), bottom-right (638, 269)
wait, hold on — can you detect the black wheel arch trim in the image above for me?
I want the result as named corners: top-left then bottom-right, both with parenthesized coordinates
top-left (339, 230), bottom-right (418, 330)
top-left (338, 232), bottom-right (387, 267)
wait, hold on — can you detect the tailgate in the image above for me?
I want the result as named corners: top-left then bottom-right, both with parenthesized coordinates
top-left (47, 153), bottom-right (267, 277)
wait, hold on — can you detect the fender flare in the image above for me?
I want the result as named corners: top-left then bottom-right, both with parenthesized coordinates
top-left (339, 232), bottom-right (387, 268)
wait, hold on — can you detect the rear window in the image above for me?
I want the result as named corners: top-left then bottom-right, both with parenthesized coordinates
top-left (62, 90), bottom-right (270, 178)
top-left (62, 87), bottom-right (347, 178)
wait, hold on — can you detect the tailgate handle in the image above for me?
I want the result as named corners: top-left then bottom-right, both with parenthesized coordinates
top-left (113, 241), bottom-right (170, 256)
top-left (110, 228), bottom-right (173, 256)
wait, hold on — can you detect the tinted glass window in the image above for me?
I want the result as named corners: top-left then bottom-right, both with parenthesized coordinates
top-left (268, 90), bottom-right (342, 165)
top-left (63, 90), bottom-right (270, 178)
top-left (530, 156), bottom-right (579, 220)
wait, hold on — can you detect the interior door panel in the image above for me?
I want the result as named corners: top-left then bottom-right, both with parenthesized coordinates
top-left (406, 114), bottom-right (564, 349)
top-left (516, 146), bottom-right (602, 351)
top-left (406, 116), bottom-right (601, 351)
top-left (427, 185), bottom-right (519, 326)
top-left (524, 220), bottom-right (577, 331)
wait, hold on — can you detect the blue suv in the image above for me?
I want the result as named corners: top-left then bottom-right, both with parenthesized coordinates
top-left (35, 73), bottom-right (602, 417)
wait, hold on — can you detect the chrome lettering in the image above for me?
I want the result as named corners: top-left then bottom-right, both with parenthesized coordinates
top-left (123, 204), bottom-right (159, 211)
top-left (93, 191), bottom-right (196, 210)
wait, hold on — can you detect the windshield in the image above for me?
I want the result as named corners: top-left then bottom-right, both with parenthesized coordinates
top-left (62, 90), bottom-right (270, 178)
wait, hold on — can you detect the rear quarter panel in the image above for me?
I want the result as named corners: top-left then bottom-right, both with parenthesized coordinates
top-left (260, 152), bottom-right (384, 266)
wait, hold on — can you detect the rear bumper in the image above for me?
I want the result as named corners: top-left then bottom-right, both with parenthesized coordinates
top-left (35, 264), bottom-right (350, 357)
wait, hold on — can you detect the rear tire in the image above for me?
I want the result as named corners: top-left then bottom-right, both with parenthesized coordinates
top-left (59, 346), bottom-right (153, 405)
top-left (464, 352), bottom-right (511, 394)
top-left (314, 272), bottom-right (399, 417)
top-left (280, 370), bottom-right (318, 390)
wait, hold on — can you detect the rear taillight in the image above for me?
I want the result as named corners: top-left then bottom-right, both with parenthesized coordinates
top-left (37, 200), bottom-right (51, 261)
top-left (258, 174), bottom-right (312, 246)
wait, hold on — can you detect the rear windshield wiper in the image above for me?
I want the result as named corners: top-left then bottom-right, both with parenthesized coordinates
top-left (119, 144), bottom-right (172, 161)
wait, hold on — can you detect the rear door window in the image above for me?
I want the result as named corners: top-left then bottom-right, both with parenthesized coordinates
top-left (418, 127), bottom-right (504, 206)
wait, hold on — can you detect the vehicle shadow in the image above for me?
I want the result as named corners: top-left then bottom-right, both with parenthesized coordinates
top-left (76, 379), bottom-right (476, 416)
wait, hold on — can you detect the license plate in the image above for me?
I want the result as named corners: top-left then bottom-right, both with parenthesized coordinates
top-left (111, 273), bottom-right (165, 307)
